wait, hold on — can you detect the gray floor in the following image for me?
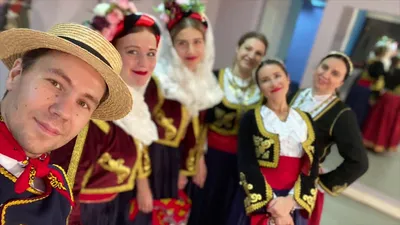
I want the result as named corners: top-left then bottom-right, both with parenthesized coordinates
top-left (321, 145), bottom-right (400, 224)
top-left (321, 195), bottom-right (400, 225)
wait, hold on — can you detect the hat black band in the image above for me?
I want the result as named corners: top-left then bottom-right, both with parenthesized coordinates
top-left (59, 36), bottom-right (112, 68)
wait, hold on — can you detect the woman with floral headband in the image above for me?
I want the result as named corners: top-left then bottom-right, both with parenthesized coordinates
top-left (125, 0), bottom-right (223, 224)
top-left (50, 1), bottom-right (162, 224)
top-left (188, 31), bottom-right (268, 225)
top-left (235, 59), bottom-right (320, 225)
top-left (288, 52), bottom-right (368, 225)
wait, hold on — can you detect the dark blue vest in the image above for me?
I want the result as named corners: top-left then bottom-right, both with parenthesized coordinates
top-left (0, 164), bottom-right (72, 225)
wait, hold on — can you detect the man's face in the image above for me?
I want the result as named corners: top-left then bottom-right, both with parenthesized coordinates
top-left (2, 51), bottom-right (106, 157)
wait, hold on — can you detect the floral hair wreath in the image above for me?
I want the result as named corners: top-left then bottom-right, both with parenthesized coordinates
top-left (154, 0), bottom-right (208, 31)
top-left (375, 36), bottom-right (398, 50)
top-left (83, 0), bottom-right (160, 46)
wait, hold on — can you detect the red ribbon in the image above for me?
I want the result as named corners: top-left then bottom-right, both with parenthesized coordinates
top-left (0, 121), bottom-right (74, 206)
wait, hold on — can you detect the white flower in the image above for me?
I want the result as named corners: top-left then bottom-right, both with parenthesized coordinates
top-left (93, 3), bottom-right (111, 17)
top-left (176, 0), bottom-right (190, 5)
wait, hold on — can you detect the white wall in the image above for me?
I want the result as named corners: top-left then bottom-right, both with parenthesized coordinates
top-left (301, 0), bottom-right (400, 88)
top-left (213, 0), bottom-right (265, 69)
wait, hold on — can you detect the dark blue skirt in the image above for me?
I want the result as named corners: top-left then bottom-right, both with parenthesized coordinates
top-left (227, 189), bottom-right (308, 225)
top-left (345, 84), bottom-right (371, 128)
top-left (187, 147), bottom-right (240, 225)
top-left (124, 143), bottom-right (181, 225)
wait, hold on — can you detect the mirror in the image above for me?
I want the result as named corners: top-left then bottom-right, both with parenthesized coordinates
top-left (324, 7), bottom-right (400, 224)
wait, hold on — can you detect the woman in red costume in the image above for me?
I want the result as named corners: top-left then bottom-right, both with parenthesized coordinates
top-left (50, 1), bottom-right (162, 224)
top-left (126, 0), bottom-right (224, 224)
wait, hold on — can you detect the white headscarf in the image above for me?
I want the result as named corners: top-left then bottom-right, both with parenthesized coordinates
top-left (153, 15), bottom-right (224, 117)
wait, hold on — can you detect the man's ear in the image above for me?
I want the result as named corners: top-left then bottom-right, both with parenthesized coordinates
top-left (6, 58), bottom-right (23, 92)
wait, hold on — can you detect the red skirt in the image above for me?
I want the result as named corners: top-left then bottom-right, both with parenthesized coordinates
top-left (250, 156), bottom-right (305, 225)
top-left (363, 92), bottom-right (400, 152)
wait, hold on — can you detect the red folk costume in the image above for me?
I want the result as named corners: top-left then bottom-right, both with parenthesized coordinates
top-left (127, 1), bottom-right (224, 224)
top-left (363, 57), bottom-right (400, 153)
top-left (51, 2), bottom-right (162, 225)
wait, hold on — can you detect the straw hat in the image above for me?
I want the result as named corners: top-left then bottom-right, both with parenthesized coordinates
top-left (0, 23), bottom-right (132, 121)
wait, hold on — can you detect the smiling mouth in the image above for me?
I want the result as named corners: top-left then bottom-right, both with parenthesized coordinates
top-left (34, 118), bottom-right (60, 136)
top-left (271, 87), bottom-right (282, 93)
top-left (132, 70), bottom-right (148, 76)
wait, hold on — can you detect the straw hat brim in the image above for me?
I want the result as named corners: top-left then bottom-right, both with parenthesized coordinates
top-left (0, 29), bottom-right (132, 121)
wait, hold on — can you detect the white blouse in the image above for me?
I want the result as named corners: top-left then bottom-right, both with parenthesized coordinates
top-left (223, 68), bottom-right (261, 105)
top-left (260, 106), bottom-right (307, 158)
top-left (0, 154), bottom-right (45, 192)
top-left (291, 88), bottom-right (336, 118)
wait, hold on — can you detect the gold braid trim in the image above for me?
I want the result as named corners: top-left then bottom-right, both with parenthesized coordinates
top-left (66, 123), bottom-right (89, 187)
top-left (254, 106), bottom-right (280, 168)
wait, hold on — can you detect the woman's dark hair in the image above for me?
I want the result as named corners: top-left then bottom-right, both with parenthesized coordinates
top-left (111, 14), bottom-right (161, 45)
top-left (318, 53), bottom-right (352, 81)
top-left (170, 17), bottom-right (206, 42)
top-left (255, 59), bottom-right (288, 86)
top-left (237, 31), bottom-right (269, 55)
top-left (112, 25), bottom-right (160, 45)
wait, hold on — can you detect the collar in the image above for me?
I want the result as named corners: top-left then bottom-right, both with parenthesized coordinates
top-left (0, 116), bottom-right (74, 206)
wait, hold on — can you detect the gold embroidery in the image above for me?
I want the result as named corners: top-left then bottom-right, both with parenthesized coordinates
top-left (28, 167), bottom-right (36, 186)
top-left (1, 195), bottom-right (49, 225)
top-left (155, 106), bottom-right (191, 148)
top-left (210, 69), bottom-right (262, 136)
top-left (0, 166), bottom-right (42, 195)
top-left (142, 146), bottom-right (151, 175)
top-left (80, 138), bottom-right (142, 196)
top-left (213, 108), bottom-right (236, 129)
top-left (302, 188), bottom-right (317, 206)
top-left (332, 183), bottom-right (348, 194)
top-left (239, 172), bottom-right (267, 214)
top-left (67, 123), bottom-right (89, 187)
top-left (329, 108), bottom-right (351, 136)
top-left (154, 110), bottom-right (177, 140)
top-left (253, 135), bottom-right (273, 160)
top-left (294, 177), bottom-right (316, 214)
top-left (254, 106), bottom-right (280, 168)
top-left (48, 172), bottom-right (67, 191)
top-left (295, 109), bottom-right (315, 170)
top-left (97, 153), bottom-right (131, 184)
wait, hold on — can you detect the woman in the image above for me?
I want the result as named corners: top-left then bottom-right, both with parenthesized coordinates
top-left (363, 53), bottom-right (400, 153)
top-left (238, 59), bottom-right (320, 225)
top-left (288, 52), bottom-right (369, 225)
top-left (188, 31), bottom-right (268, 225)
top-left (346, 37), bottom-right (398, 127)
top-left (50, 1), bottom-right (161, 224)
top-left (126, 0), bottom-right (224, 224)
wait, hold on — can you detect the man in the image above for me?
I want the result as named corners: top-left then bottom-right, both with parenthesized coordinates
top-left (0, 23), bottom-right (132, 225)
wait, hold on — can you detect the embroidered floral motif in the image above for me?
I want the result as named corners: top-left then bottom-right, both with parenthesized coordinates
top-left (302, 188), bottom-right (317, 206)
top-left (213, 107), bottom-right (236, 129)
top-left (253, 135), bottom-right (273, 159)
top-left (239, 172), bottom-right (263, 208)
top-left (48, 172), bottom-right (67, 191)
top-left (97, 152), bottom-right (131, 184)
top-left (155, 110), bottom-right (177, 140)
